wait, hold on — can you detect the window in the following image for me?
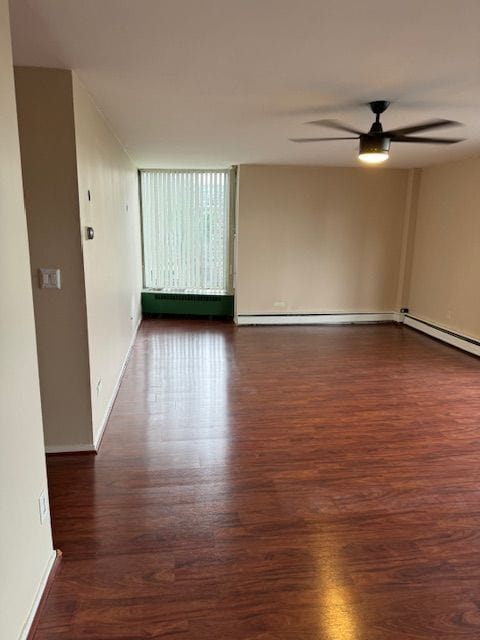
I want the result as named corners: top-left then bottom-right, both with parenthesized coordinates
top-left (140, 169), bottom-right (232, 293)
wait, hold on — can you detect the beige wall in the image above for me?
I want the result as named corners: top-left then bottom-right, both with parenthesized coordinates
top-left (0, 2), bottom-right (54, 637)
top-left (408, 157), bottom-right (480, 340)
top-left (14, 68), bottom-right (142, 450)
top-left (15, 67), bottom-right (93, 448)
top-left (72, 75), bottom-right (142, 442)
top-left (236, 165), bottom-right (409, 315)
top-left (395, 169), bottom-right (422, 312)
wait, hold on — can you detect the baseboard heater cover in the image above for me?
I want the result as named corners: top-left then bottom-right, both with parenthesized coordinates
top-left (142, 291), bottom-right (234, 317)
top-left (403, 315), bottom-right (480, 357)
top-left (236, 312), bottom-right (401, 326)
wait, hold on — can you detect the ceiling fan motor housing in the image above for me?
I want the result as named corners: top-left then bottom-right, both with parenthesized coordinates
top-left (359, 134), bottom-right (391, 155)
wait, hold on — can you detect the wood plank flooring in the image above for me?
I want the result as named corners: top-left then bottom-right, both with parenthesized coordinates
top-left (37, 319), bottom-right (480, 639)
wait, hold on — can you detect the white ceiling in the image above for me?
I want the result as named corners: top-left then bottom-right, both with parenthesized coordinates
top-left (9, 0), bottom-right (480, 168)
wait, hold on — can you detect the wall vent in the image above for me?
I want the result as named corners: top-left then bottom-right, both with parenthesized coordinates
top-left (153, 293), bottom-right (223, 302)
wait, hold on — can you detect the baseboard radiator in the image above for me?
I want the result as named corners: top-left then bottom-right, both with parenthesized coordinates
top-left (142, 291), bottom-right (234, 318)
top-left (403, 315), bottom-right (480, 357)
top-left (236, 312), bottom-right (401, 325)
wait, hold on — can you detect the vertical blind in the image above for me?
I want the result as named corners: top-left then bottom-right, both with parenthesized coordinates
top-left (141, 170), bottom-right (231, 293)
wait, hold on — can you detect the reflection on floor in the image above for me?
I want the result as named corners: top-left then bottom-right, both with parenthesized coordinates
top-left (39, 319), bottom-right (480, 639)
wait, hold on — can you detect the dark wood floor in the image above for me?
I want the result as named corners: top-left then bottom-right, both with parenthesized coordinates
top-left (37, 319), bottom-right (480, 639)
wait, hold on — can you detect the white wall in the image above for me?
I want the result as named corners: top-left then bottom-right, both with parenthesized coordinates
top-left (72, 74), bottom-right (143, 443)
top-left (0, 1), bottom-right (54, 637)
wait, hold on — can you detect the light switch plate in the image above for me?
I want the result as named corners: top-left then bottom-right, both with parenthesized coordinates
top-left (39, 268), bottom-right (61, 289)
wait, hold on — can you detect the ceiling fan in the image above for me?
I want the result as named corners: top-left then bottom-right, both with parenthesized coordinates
top-left (290, 100), bottom-right (464, 164)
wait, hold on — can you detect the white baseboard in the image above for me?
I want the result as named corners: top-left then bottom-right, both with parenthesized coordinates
top-left (45, 318), bottom-right (142, 455)
top-left (19, 549), bottom-right (57, 640)
top-left (236, 312), bottom-right (400, 326)
top-left (45, 443), bottom-right (96, 454)
top-left (404, 315), bottom-right (480, 357)
top-left (93, 316), bottom-right (142, 450)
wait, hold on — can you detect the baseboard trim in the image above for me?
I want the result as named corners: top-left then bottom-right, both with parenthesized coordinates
top-left (45, 318), bottom-right (142, 455)
top-left (93, 317), bottom-right (142, 451)
top-left (404, 315), bottom-right (480, 357)
top-left (21, 549), bottom-right (62, 640)
top-left (236, 312), bottom-right (400, 326)
top-left (45, 444), bottom-right (96, 454)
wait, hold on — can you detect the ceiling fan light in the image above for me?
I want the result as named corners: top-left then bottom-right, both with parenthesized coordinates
top-left (358, 135), bottom-right (390, 164)
top-left (358, 151), bottom-right (389, 164)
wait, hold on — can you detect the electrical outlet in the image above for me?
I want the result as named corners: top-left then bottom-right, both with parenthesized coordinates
top-left (38, 489), bottom-right (49, 525)
top-left (273, 301), bottom-right (286, 309)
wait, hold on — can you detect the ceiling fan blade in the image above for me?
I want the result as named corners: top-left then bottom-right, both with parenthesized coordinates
top-left (385, 119), bottom-right (462, 137)
top-left (391, 135), bottom-right (464, 144)
top-left (290, 136), bottom-right (359, 143)
top-left (306, 119), bottom-right (363, 135)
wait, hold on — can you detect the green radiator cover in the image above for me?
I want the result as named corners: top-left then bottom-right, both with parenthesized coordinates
top-left (142, 291), bottom-right (234, 317)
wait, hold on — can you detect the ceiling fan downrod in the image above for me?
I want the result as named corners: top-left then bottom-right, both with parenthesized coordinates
top-left (368, 100), bottom-right (390, 135)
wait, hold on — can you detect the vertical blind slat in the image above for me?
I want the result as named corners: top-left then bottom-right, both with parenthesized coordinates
top-left (141, 170), bottom-right (230, 293)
